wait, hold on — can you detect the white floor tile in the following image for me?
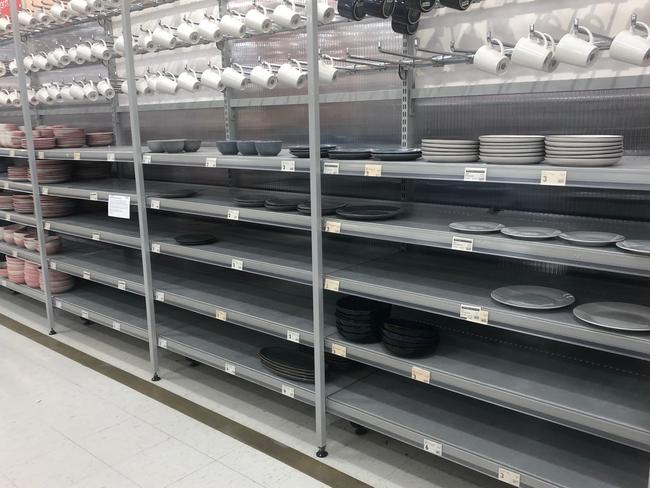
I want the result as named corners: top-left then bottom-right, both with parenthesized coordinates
top-left (0, 472), bottom-right (16, 488)
top-left (166, 461), bottom-right (262, 488)
top-left (69, 466), bottom-right (141, 488)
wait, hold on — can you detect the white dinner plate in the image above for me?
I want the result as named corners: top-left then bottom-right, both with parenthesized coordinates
top-left (491, 285), bottom-right (575, 310)
top-left (448, 221), bottom-right (504, 233)
top-left (558, 231), bottom-right (625, 246)
top-left (545, 149), bottom-right (623, 157)
top-left (573, 302), bottom-right (650, 331)
top-left (421, 139), bottom-right (478, 146)
top-left (616, 240), bottom-right (650, 255)
top-left (546, 135), bottom-right (622, 144)
top-left (479, 135), bottom-right (545, 143)
top-left (479, 155), bottom-right (544, 164)
top-left (545, 156), bottom-right (621, 167)
top-left (479, 149), bottom-right (545, 155)
top-left (422, 154), bottom-right (479, 162)
top-left (500, 226), bottom-right (562, 240)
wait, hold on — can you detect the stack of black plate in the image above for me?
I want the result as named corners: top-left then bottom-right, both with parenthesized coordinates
top-left (335, 295), bottom-right (392, 343)
top-left (258, 345), bottom-right (320, 383)
top-left (371, 148), bottom-right (422, 161)
top-left (380, 317), bottom-right (440, 358)
top-left (327, 149), bottom-right (372, 160)
top-left (234, 194), bottom-right (267, 207)
top-left (297, 200), bottom-right (346, 215)
top-left (264, 197), bottom-right (303, 211)
top-left (157, 189), bottom-right (196, 199)
top-left (325, 352), bottom-right (357, 371)
top-left (174, 233), bottom-right (218, 246)
top-left (335, 204), bottom-right (401, 221)
top-left (289, 145), bottom-right (336, 158)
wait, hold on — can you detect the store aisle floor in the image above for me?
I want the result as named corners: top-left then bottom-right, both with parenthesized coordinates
top-left (0, 325), bottom-right (328, 488)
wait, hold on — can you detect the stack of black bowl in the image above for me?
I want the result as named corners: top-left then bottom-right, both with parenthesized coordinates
top-left (380, 317), bottom-right (440, 358)
top-left (289, 145), bottom-right (336, 158)
top-left (335, 296), bottom-right (392, 343)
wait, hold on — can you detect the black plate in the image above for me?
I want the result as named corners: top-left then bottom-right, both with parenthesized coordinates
top-left (336, 205), bottom-right (402, 221)
top-left (174, 233), bottom-right (218, 246)
top-left (259, 346), bottom-right (314, 370)
top-left (328, 150), bottom-right (372, 160)
top-left (336, 295), bottom-right (392, 316)
top-left (264, 197), bottom-right (302, 212)
top-left (336, 321), bottom-right (378, 334)
top-left (381, 328), bottom-right (439, 345)
top-left (371, 149), bottom-right (422, 161)
top-left (297, 200), bottom-right (346, 216)
top-left (382, 318), bottom-right (439, 338)
top-left (158, 189), bottom-right (196, 199)
top-left (289, 145), bottom-right (337, 151)
top-left (382, 341), bottom-right (437, 358)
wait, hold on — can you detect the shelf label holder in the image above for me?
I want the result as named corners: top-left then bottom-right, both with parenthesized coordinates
top-left (323, 162), bottom-right (339, 174)
top-left (423, 439), bottom-right (443, 457)
top-left (331, 343), bottom-right (346, 357)
top-left (225, 363), bottom-right (236, 375)
top-left (464, 167), bottom-right (487, 182)
top-left (324, 221), bottom-right (341, 233)
top-left (82, 270), bottom-right (91, 280)
top-left (112, 321), bottom-right (121, 331)
top-left (150, 199), bottom-right (160, 210)
top-left (117, 280), bottom-right (126, 291)
top-left (460, 304), bottom-right (488, 324)
top-left (227, 209), bottom-right (239, 221)
top-left (451, 236), bottom-right (474, 252)
top-left (155, 291), bottom-right (165, 302)
top-left (287, 330), bottom-right (300, 343)
top-left (411, 366), bottom-right (430, 384)
top-left (324, 278), bottom-right (340, 291)
top-left (231, 258), bottom-right (243, 271)
top-left (205, 157), bottom-right (217, 168)
top-left (158, 338), bottom-right (168, 348)
top-left (364, 163), bottom-right (382, 177)
top-left (540, 170), bottom-right (567, 186)
top-left (281, 160), bottom-right (295, 172)
top-left (215, 309), bottom-right (227, 321)
top-left (498, 468), bottom-right (521, 487)
top-left (281, 384), bottom-right (295, 398)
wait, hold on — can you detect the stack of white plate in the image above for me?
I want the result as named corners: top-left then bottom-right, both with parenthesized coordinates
top-left (479, 135), bottom-right (545, 164)
top-left (421, 139), bottom-right (479, 163)
top-left (544, 135), bottom-right (623, 167)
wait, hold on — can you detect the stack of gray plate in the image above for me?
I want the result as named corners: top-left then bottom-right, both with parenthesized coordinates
top-left (544, 135), bottom-right (623, 167)
top-left (420, 139), bottom-right (479, 163)
top-left (479, 135), bottom-right (545, 164)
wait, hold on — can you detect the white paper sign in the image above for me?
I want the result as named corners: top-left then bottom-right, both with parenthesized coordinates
top-left (281, 160), bottom-right (295, 172)
top-left (540, 170), bottom-right (567, 186)
top-left (498, 468), bottom-right (521, 487)
top-left (281, 385), bottom-right (295, 398)
top-left (460, 304), bottom-right (489, 324)
top-left (108, 195), bottom-right (131, 219)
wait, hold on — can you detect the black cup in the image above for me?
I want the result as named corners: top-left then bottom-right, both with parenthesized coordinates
top-left (391, 18), bottom-right (419, 35)
top-left (405, 0), bottom-right (434, 12)
top-left (337, 0), bottom-right (367, 20)
top-left (363, 0), bottom-right (395, 18)
top-left (439, 0), bottom-right (471, 10)
top-left (392, 0), bottom-right (421, 24)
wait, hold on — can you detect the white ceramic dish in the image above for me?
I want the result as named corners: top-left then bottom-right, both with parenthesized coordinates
top-left (616, 240), bottom-right (650, 255)
top-left (422, 154), bottom-right (480, 162)
top-left (479, 155), bottom-right (544, 164)
top-left (448, 221), bottom-right (504, 233)
top-left (491, 285), bottom-right (575, 310)
top-left (558, 231), bottom-right (625, 246)
top-left (500, 226), bottom-right (562, 240)
top-left (573, 302), bottom-right (650, 331)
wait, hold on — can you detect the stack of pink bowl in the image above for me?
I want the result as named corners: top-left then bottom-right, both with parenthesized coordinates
top-left (7, 166), bottom-right (29, 181)
top-left (40, 196), bottom-right (76, 218)
top-left (33, 235), bottom-right (62, 254)
top-left (0, 261), bottom-right (7, 278)
top-left (28, 160), bottom-right (72, 183)
top-left (37, 127), bottom-right (55, 138)
top-left (12, 230), bottom-right (35, 247)
top-left (23, 136), bottom-right (56, 150)
top-left (2, 224), bottom-right (26, 244)
top-left (86, 132), bottom-right (113, 146)
top-left (73, 161), bottom-right (112, 179)
top-left (42, 269), bottom-right (75, 293)
top-left (24, 261), bottom-right (41, 288)
top-left (6, 256), bottom-right (25, 283)
top-left (12, 195), bottom-right (34, 214)
top-left (0, 192), bottom-right (14, 210)
top-left (53, 127), bottom-right (86, 148)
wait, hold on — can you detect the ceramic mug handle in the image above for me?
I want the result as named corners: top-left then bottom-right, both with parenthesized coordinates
top-left (633, 21), bottom-right (650, 37)
top-left (232, 62), bottom-right (244, 75)
top-left (575, 25), bottom-right (594, 44)
top-left (290, 58), bottom-right (302, 72)
top-left (491, 38), bottom-right (504, 55)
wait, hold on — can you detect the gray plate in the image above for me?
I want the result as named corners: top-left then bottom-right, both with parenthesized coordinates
top-left (491, 285), bottom-right (575, 310)
top-left (449, 221), bottom-right (504, 233)
top-left (616, 240), bottom-right (650, 255)
top-left (573, 302), bottom-right (650, 331)
top-left (501, 226), bottom-right (562, 240)
top-left (559, 231), bottom-right (625, 247)
top-left (479, 155), bottom-right (544, 165)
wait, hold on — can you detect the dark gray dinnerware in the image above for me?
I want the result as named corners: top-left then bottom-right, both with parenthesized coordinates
top-left (255, 141), bottom-right (283, 156)
top-left (264, 197), bottom-right (302, 211)
top-left (391, 19), bottom-right (418, 35)
top-left (371, 148), bottom-right (422, 161)
top-left (573, 302), bottom-right (650, 331)
top-left (174, 233), bottom-right (218, 246)
top-left (158, 189), bottom-right (196, 199)
top-left (405, 0), bottom-right (435, 12)
top-left (449, 221), bottom-right (505, 234)
top-left (183, 140), bottom-right (202, 152)
top-left (392, 0), bottom-right (421, 24)
top-left (147, 140), bottom-right (163, 152)
top-left (363, 0), bottom-right (395, 18)
top-left (234, 194), bottom-right (266, 207)
top-left (336, 205), bottom-right (401, 221)
top-left (500, 226), bottom-right (562, 240)
top-left (216, 141), bottom-right (239, 155)
top-left (491, 285), bottom-right (575, 310)
top-left (161, 139), bottom-right (185, 153)
top-left (439, 0), bottom-right (471, 10)
top-left (337, 0), bottom-right (366, 20)
top-left (558, 231), bottom-right (625, 247)
top-left (328, 149), bottom-right (372, 160)
top-left (616, 240), bottom-right (650, 255)
top-left (297, 200), bottom-right (346, 215)
top-left (237, 140), bottom-right (258, 156)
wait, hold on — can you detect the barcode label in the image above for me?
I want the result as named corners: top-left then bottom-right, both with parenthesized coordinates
top-left (205, 157), bottom-right (217, 167)
top-left (451, 236), bottom-right (474, 252)
top-left (281, 160), bottom-right (295, 172)
top-left (323, 162), bottom-right (339, 174)
top-left (324, 278), bottom-right (340, 291)
top-left (41, 187), bottom-right (49, 195)
top-left (231, 258), bottom-right (243, 271)
top-left (142, 154), bottom-right (151, 164)
top-left (540, 170), bottom-right (567, 186)
top-left (117, 280), bottom-right (126, 291)
top-left (460, 304), bottom-right (489, 324)
top-left (331, 343), bottom-right (346, 357)
top-left (464, 167), bottom-right (487, 182)
top-left (81, 310), bottom-right (89, 319)
top-left (92, 232), bottom-right (100, 241)
top-left (151, 243), bottom-right (160, 253)
top-left (215, 309), bottom-right (227, 321)
top-left (364, 164), bottom-right (382, 177)
top-left (150, 199), bottom-right (160, 209)
top-left (73, 152), bottom-right (81, 160)
top-left (227, 209), bottom-right (239, 220)
top-left (225, 363), bottom-right (236, 375)
top-left (158, 338), bottom-right (167, 348)
top-left (287, 330), bottom-right (300, 343)
top-left (423, 439), bottom-right (442, 456)
top-left (49, 262), bottom-right (57, 270)
top-left (498, 468), bottom-right (521, 487)
top-left (107, 153), bottom-right (115, 162)
top-left (324, 221), bottom-right (341, 233)
top-left (411, 366), bottom-right (431, 384)
top-left (44, 222), bottom-right (51, 230)
top-left (82, 271), bottom-right (90, 280)
top-left (89, 192), bottom-right (98, 201)
top-left (155, 291), bottom-right (165, 302)
top-left (281, 385), bottom-right (294, 398)
top-left (112, 321), bottom-right (121, 331)
top-left (36, 151), bottom-right (43, 159)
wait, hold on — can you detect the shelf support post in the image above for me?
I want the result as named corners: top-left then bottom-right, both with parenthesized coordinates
top-left (220, 1), bottom-right (237, 140)
top-left (103, 17), bottom-right (124, 146)
top-left (306, 0), bottom-right (328, 458)
top-left (401, 35), bottom-right (416, 148)
top-left (9, 0), bottom-right (56, 335)
top-left (120, 0), bottom-right (161, 382)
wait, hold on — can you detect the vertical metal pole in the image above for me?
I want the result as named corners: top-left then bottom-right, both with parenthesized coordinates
top-left (306, 0), bottom-right (327, 458)
top-left (9, 0), bottom-right (56, 334)
top-left (120, 0), bottom-right (160, 381)
top-left (103, 17), bottom-right (124, 146)
top-left (219, 3), bottom-right (236, 141)
top-left (401, 35), bottom-right (415, 148)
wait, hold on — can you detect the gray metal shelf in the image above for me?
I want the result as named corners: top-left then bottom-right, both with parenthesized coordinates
top-left (36, 146), bottom-right (135, 162)
top-left (0, 240), bottom-right (40, 263)
top-left (0, 148), bottom-right (27, 158)
top-left (327, 371), bottom-right (650, 488)
top-left (144, 149), bottom-right (309, 171)
top-left (2, 211), bottom-right (36, 227)
top-left (38, 178), bottom-right (191, 203)
top-left (0, 178), bottom-right (33, 193)
top-left (0, 278), bottom-right (45, 302)
top-left (44, 213), bottom-right (141, 248)
top-left (326, 250), bottom-right (650, 361)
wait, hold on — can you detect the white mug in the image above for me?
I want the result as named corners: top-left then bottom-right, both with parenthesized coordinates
top-left (145, 72), bottom-right (158, 91)
top-left (138, 29), bottom-right (156, 51)
top-left (68, 46), bottom-right (85, 64)
top-left (0, 62), bottom-right (6, 77)
top-left (50, 3), bottom-right (71, 21)
top-left (152, 24), bottom-right (177, 49)
top-left (69, 82), bottom-right (86, 100)
top-left (36, 86), bottom-right (53, 103)
top-left (76, 42), bottom-right (96, 62)
top-left (60, 85), bottom-right (75, 101)
top-left (33, 53), bottom-right (52, 71)
top-left (318, 2), bottom-right (335, 23)
top-left (0, 90), bottom-right (11, 105)
top-left (177, 68), bottom-right (200, 91)
top-left (473, 38), bottom-right (510, 76)
top-left (155, 71), bottom-right (178, 94)
top-left (18, 10), bottom-right (36, 27)
top-left (47, 51), bottom-right (61, 68)
top-left (272, 3), bottom-right (301, 29)
top-left (540, 33), bottom-right (559, 72)
top-left (319, 55), bottom-right (338, 83)
top-left (53, 46), bottom-right (71, 65)
top-left (8, 90), bottom-right (21, 107)
top-left (0, 16), bottom-right (11, 31)
top-left (23, 54), bottom-right (36, 72)
top-left (97, 78), bottom-right (115, 98)
top-left (219, 14), bottom-right (246, 38)
top-left (9, 59), bottom-right (18, 76)
top-left (135, 78), bottom-right (152, 95)
top-left (245, 6), bottom-right (272, 34)
top-left (511, 30), bottom-right (553, 71)
top-left (176, 19), bottom-right (200, 44)
top-left (27, 89), bottom-right (39, 105)
top-left (36, 10), bottom-right (54, 25)
top-left (47, 83), bottom-right (63, 103)
top-left (197, 16), bottom-right (222, 41)
top-left (120, 80), bottom-right (129, 94)
top-left (610, 21), bottom-right (650, 67)
top-left (555, 25), bottom-right (598, 67)
top-left (200, 66), bottom-right (224, 91)
top-left (83, 80), bottom-right (99, 101)
top-left (221, 63), bottom-right (248, 90)
top-left (91, 39), bottom-right (112, 60)
top-left (277, 59), bottom-right (306, 88)
top-left (249, 62), bottom-right (277, 89)
top-left (70, 0), bottom-right (91, 15)
top-left (87, 0), bottom-right (103, 11)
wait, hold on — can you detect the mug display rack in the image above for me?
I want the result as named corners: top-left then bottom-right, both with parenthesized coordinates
top-left (2, 0), bottom-right (650, 487)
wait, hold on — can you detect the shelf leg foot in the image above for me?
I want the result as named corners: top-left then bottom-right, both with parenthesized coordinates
top-left (10, 290), bottom-right (17, 295)
top-left (351, 422), bottom-right (368, 435)
top-left (151, 373), bottom-right (161, 382)
top-left (316, 446), bottom-right (328, 458)
top-left (48, 329), bottom-right (57, 336)
top-left (82, 319), bottom-right (92, 326)
top-left (185, 357), bottom-right (200, 367)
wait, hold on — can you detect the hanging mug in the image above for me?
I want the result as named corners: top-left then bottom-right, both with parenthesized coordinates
top-left (23, 54), bottom-right (37, 72)
top-left (197, 16), bottom-right (222, 41)
top-left (47, 51), bottom-right (61, 68)
top-left (220, 13), bottom-right (246, 38)
top-left (9, 59), bottom-right (18, 76)
top-left (176, 18), bottom-right (200, 44)
top-left (145, 72), bottom-right (159, 91)
top-left (36, 86), bottom-right (54, 103)
top-left (317, 2), bottom-right (336, 23)
top-left (555, 24), bottom-right (598, 67)
top-left (83, 80), bottom-right (99, 101)
top-left (69, 82), bottom-right (86, 100)
top-left (91, 39), bottom-right (112, 60)
top-left (18, 9), bottom-right (36, 27)
top-left (277, 58), bottom-right (307, 88)
top-left (0, 62), bottom-right (6, 77)
top-left (0, 89), bottom-right (10, 105)
top-left (53, 46), bottom-right (71, 65)
top-left (138, 29), bottom-right (156, 51)
top-left (249, 61), bottom-right (278, 89)
top-left (200, 66), bottom-right (225, 91)
top-left (27, 89), bottom-right (40, 105)
top-left (70, 0), bottom-right (91, 15)
top-left (152, 24), bottom-right (177, 49)
top-left (50, 3), bottom-right (71, 21)
top-left (97, 78), bottom-right (115, 99)
top-left (0, 16), bottom-right (11, 31)
top-left (35, 9), bottom-right (54, 25)
top-left (75, 41), bottom-right (96, 62)
top-left (135, 78), bottom-right (152, 95)
top-left (511, 29), bottom-right (553, 71)
top-left (60, 85), bottom-right (75, 101)
top-left (272, 1), bottom-right (301, 29)
top-left (221, 63), bottom-right (248, 90)
top-left (68, 46), bottom-right (85, 64)
top-left (245, 6), bottom-right (272, 34)
top-left (33, 53), bottom-right (52, 71)
top-left (610, 19), bottom-right (650, 67)
top-left (47, 83), bottom-right (64, 103)
top-left (155, 71), bottom-right (178, 94)
top-left (177, 68), bottom-right (200, 91)
top-left (8, 90), bottom-right (20, 107)
top-left (319, 55), bottom-right (338, 83)
top-left (473, 37), bottom-right (510, 75)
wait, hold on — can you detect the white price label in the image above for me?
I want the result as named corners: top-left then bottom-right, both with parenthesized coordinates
top-left (158, 338), bottom-right (167, 349)
top-left (205, 157), bottom-right (217, 168)
top-left (4, 213), bottom-right (10, 221)
top-left (36, 151), bottom-right (43, 159)
top-left (151, 243), bottom-right (161, 253)
top-left (92, 232), bottom-right (101, 241)
top-left (155, 291), bottom-right (165, 302)
top-left (540, 170), bottom-right (567, 186)
top-left (227, 209), bottom-right (239, 220)
top-left (89, 192), bottom-right (98, 201)
top-left (215, 309), bottom-right (227, 321)
top-left (323, 162), bottom-right (339, 174)
top-left (364, 163), bottom-right (382, 177)
top-left (81, 310), bottom-right (89, 319)
top-left (231, 258), bottom-right (243, 271)
top-left (451, 236), bottom-right (474, 252)
top-left (324, 221), bottom-right (341, 233)
top-left (324, 278), bottom-right (340, 292)
top-left (8, 149), bottom-right (15, 157)
top-left (331, 343), bottom-right (346, 357)
top-left (281, 384), bottom-right (295, 398)
top-left (287, 330), bottom-right (300, 343)
top-left (498, 468), bottom-right (521, 487)
top-left (411, 366), bottom-right (430, 384)
top-left (423, 439), bottom-right (443, 457)
top-left (11, 250), bottom-right (17, 258)
top-left (55, 299), bottom-right (62, 309)
top-left (0, 279), bottom-right (6, 287)
top-left (107, 153), bottom-right (115, 162)
top-left (464, 167), bottom-right (487, 182)
top-left (117, 280), bottom-right (126, 291)
top-left (44, 222), bottom-right (51, 230)
top-left (460, 304), bottom-right (489, 325)
top-left (112, 321), bottom-right (121, 331)
top-left (225, 363), bottom-right (236, 375)
top-left (151, 199), bottom-right (160, 210)
top-left (108, 195), bottom-right (131, 219)
top-left (1, 182), bottom-right (7, 189)
top-left (281, 160), bottom-right (295, 172)
top-left (82, 270), bottom-right (91, 280)
top-left (142, 154), bottom-right (151, 164)
top-left (41, 187), bottom-right (48, 195)
top-left (49, 262), bottom-right (57, 270)
top-left (73, 152), bottom-right (81, 160)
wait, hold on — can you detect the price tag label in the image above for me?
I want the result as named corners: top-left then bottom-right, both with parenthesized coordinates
top-left (324, 278), bottom-right (340, 292)
top-left (1, 182), bottom-right (7, 189)
top-left (205, 157), bottom-right (217, 168)
top-left (225, 363), bottom-right (236, 375)
top-left (540, 170), bottom-right (567, 186)
top-left (331, 343), bottom-right (346, 357)
top-left (281, 160), bottom-right (295, 172)
top-left (4, 213), bottom-right (10, 221)
top-left (0, 279), bottom-right (6, 287)
top-left (89, 192), bottom-right (98, 201)
top-left (460, 304), bottom-right (489, 325)
top-left (423, 439), bottom-right (443, 457)
top-left (150, 199), bottom-right (160, 210)
top-left (55, 299), bottom-right (62, 309)
top-left (287, 330), bottom-right (300, 343)
top-left (36, 151), bottom-right (43, 159)
top-left (281, 384), bottom-right (295, 398)
top-left (151, 243), bottom-right (161, 253)
top-left (364, 163), bottom-right (382, 177)
top-left (11, 250), bottom-right (17, 258)
top-left (323, 162), bottom-right (339, 174)
top-left (41, 187), bottom-right (49, 195)
top-left (112, 321), bottom-right (121, 331)
top-left (324, 221), bottom-right (341, 233)
top-left (142, 154), bottom-right (151, 164)
top-left (155, 291), bottom-right (165, 302)
top-left (81, 310), bottom-right (89, 319)
top-left (73, 152), bottom-right (81, 160)
top-left (215, 309), bottom-right (227, 321)
top-left (82, 270), bottom-right (91, 280)
top-left (49, 262), bottom-right (57, 270)
top-left (44, 222), bottom-right (51, 230)
top-left (451, 236), bottom-right (474, 252)
top-left (231, 258), bottom-right (243, 271)
top-left (227, 209), bottom-right (239, 220)
top-left (158, 338), bottom-right (167, 349)
top-left (411, 366), bottom-right (430, 384)
top-left (117, 280), bottom-right (126, 291)
top-left (107, 153), bottom-right (115, 162)
top-left (498, 468), bottom-right (521, 487)
top-left (464, 167), bottom-right (487, 182)
top-left (92, 232), bottom-right (101, 241)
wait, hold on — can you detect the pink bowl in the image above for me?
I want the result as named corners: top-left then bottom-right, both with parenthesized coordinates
top-left (0, 262), bottom-right (7, 278)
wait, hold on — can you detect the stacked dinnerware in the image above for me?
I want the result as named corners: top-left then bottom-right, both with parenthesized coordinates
top-left (479, 135), bottom-right (545, 164)
top-left (289, 144), bottom-right (336, 158)
top-left (34, 235), bottom-right (62, 254)
top-left (544, 135), bottom-right (624, 167)
top-left (335, 295), bottom-right (391, 343)
top-left (86, 131), bottom-right (114, 146)
top-left (24, 261), bottom-right (41, 288)
top-left (13, 230), bottom-right (32, 247)
top-left (0, 192), bottom-right (13, 210)
top-left (0, 262), bottom-right (7, 278)
top-left (12, 195), bottom-right (34, 213)
top-left (28, 160), bottom-right (72, 183)
top-left (73, 161), bottom-right (112, 179)
top-left (2, 224), bottom-right (26, 244)
top-left (421, 139), bottom-right (479, 163)
top-left (380, 317), bottom-right (440, 358)
top-left (53, 127), bottom-right (86, 148)
top-left (22, 136), bottom-right (56, 150)
top-left (40, 196), bottom-right (76, 218)
top-left (258, 345), bottom-right (317, 383)
top-left (41, 269), bottom-right (75, 293)
top-left (6, 256), bottom-right (25, 283)
top-left (7, 166), bottom-right (29, 181)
